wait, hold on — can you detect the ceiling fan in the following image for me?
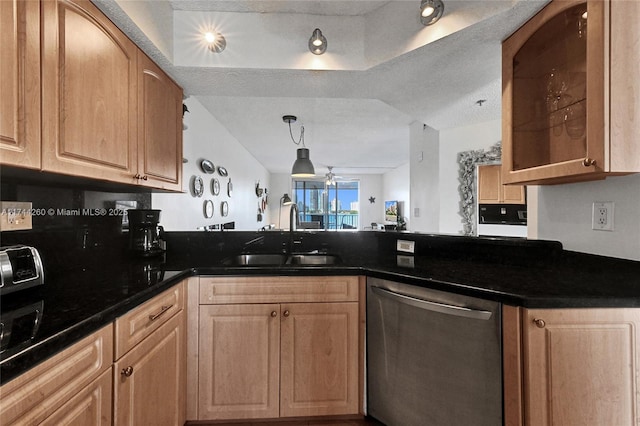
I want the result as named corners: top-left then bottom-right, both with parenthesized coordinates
top-left (325, 166), bottom-right (341, 186)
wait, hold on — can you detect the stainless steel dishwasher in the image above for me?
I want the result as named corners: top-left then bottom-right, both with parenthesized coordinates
top-left (367, 277), bottom-right (502, 426)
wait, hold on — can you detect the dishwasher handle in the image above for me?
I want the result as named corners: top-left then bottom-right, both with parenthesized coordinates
top-left (370, 286), bottom-right (493, 320)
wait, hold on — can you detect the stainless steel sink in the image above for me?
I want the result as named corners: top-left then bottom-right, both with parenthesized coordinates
top-left (222, 253), bottom-right (341, 266)
top-left (222, 254), bottom-right (288, 266)
top-left (286, 254), bottom-right (341, 265)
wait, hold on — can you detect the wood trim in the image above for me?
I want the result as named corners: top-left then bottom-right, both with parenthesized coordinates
top-left (357, 276), bottom-right (366, 416)
top-left (199, 276), bottom-right (360, 304)
top-left (609, 0), bottom-right (640, 172)
top-left (114, 281), bottom-right (185, 360)
top-left (186, 277), bottom-right (200, 421)
top-left (0, 324), bottom-right (113, 425)
top-left (502, 305), bottom-right (523, 426)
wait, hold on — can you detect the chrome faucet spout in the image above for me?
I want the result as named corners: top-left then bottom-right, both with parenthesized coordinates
top-left (289, 203), bottom-right (299, 232)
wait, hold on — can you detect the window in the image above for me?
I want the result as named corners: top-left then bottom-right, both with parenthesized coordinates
top-left (293, 179), bottom-right (359, 230)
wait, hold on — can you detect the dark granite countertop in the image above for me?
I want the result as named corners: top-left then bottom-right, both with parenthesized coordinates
top-left (1, 230), bottom-right (639, 385)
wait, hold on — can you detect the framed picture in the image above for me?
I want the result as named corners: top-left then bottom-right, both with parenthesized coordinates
top-left (384, 200), bottom-right (399, 223)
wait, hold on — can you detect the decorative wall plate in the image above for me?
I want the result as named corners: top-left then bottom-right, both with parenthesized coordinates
top-left (212, 178), bottom-right (220, 196)
top-left (221, 201), bottom-right (229, 217)
top-left (192, 175), bottom-right (204, 197)
top-left (204, 200), bottom-right (214, 218)
top-left (201, 159), bottom-right (215, 173)
top-left (227, 178), bottom-right (233, 197)
top-left (217, 166), bottom-right (228, 177)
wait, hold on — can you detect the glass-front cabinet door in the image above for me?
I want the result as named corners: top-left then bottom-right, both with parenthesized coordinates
top-left (502, 0), bottom-right (605, 184)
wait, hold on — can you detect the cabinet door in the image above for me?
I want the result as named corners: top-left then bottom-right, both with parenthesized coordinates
top-left (478, 165), bottom-right (501, 204)
top-left (502, 0), bottom-right (606, 184)
top-left (280, 302), bottom-right (359, 417)
top-left (0, 0), bottom-right (41, 168)
top-left (478, 165), bottom-right (525, 204)
top-left (114, 311), bottom-right (186, 426)
top-left (41, 0), bottom-right (138, 184)
top-left (40, 369), bottom-right (112, 426)
top-left (137, 52), bottom-right (183, 191)
top-left (522, 308), bottom-right (640, 426)
top-left (198, 304), bottom-right (280, 420)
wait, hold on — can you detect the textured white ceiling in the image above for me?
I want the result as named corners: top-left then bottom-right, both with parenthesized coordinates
top-left (96, 0), bottom-right (549, 174)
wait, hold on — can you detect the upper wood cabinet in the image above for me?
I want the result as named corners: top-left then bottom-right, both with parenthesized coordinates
top-left (0, 0), bottom-right (41, 169)
top-left (478, 164), bottom-right (525, 204)
top-left (41, 0), bottom-right (139, 184)
top-left (503, 306), bottom-right (640, 426)
top-left (137, 52), bottom-right (183, 191)
top-left (15, 0), bottom-right (184, 191)
top-left (502, 0), bottom-right (640, 185)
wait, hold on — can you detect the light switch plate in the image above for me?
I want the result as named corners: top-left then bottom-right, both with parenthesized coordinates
top-left (1, 201), bottom-right (33, 231)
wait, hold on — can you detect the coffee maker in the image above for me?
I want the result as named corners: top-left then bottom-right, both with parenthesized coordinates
top-left (127, 209), bottom-right (166, 257)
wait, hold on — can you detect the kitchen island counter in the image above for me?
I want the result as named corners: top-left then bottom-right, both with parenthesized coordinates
top-left (1, 231), bottom-right (639, 385)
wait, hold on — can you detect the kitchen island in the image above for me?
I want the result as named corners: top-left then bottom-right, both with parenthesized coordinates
top-left (1, 230), bottom-right (639, 425)
top-left (1, 230), bottom-right (639, 384)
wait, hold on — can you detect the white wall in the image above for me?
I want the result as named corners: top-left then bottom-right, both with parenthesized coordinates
top-left (438, 119), bottom-right (502, 234)
top-left (534, 175), bottom-right (640, 261)
top-left (152, 97), bottom-right (270, 231)
top-left (409, 122), bottom-right (439, 232)
top-left (383, 164), bottom-right (410, 229)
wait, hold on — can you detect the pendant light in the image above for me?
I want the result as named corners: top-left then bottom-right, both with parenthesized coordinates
top-left (283, 115), bottom-right (315, 177)
top-left (419, 0), bottom-right (444, 26)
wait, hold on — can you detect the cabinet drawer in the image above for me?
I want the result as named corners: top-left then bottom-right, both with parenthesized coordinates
top-left (0, 324), bottom-right (113, 425)
top-left (199, 276), bottom-right (360, 304)
top-left (114, 282), bottom-right (185, 359)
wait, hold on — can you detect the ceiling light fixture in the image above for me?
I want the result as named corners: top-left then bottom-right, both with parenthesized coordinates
top-left (204, 31), bottom-right (226, 53)
top-left (283, 115), bottom-right (315, 177)
top-left (419, 0), bottom-right (444, 26)
top-left (308, 28), bottom-right (327, 55)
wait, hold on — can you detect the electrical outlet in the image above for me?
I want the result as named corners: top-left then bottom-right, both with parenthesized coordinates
top-left (592, 202), bottom-right (614, 231)
top-left (396, 239), bottom-right (415, 253)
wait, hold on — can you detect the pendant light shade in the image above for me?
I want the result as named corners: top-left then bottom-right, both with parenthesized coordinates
top-left (292, 148), bottom-right (315, 177)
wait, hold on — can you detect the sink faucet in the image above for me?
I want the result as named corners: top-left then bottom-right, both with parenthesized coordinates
top-left (289, 203), bottom-right (299, 232)
top-left (288, 204), bottom-right (300, 253)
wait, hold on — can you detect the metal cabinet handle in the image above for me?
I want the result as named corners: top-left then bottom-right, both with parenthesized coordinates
top-left (142, 175), bottom-right (148, 181)
top-left (121, 366), bottom-right (134, 377)
top-left (533, 318), bottom-right (546, 328)
top-left (370, 286), bottom-right (493, 320)
top-left (149, 304), bottom-right (173, 321)
top-left (270, 311), bottom-right (277, 317)
top-left (582, 158), bottom-right (596, 167)
top-left (283, 310), bottom-right (290, 317)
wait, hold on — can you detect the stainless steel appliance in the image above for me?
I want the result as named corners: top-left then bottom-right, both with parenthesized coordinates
top-left (0, 245), bottom-right (44, 295)
top-left (367, 278), bottom-right (502, 426)
top-left (127, 209), bottom-right (166, 257)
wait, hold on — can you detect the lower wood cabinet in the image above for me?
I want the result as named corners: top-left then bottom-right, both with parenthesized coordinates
top-left (113, 281), bottom-right (187, 426)
top-left (0, 325), bottom-right (113, 425)
top-left (503, 305), bottom-right (640, 426)
top-left (114, 311), bottom-right (185, 425)
top-left (191, 276), bottom-right (362, 421)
